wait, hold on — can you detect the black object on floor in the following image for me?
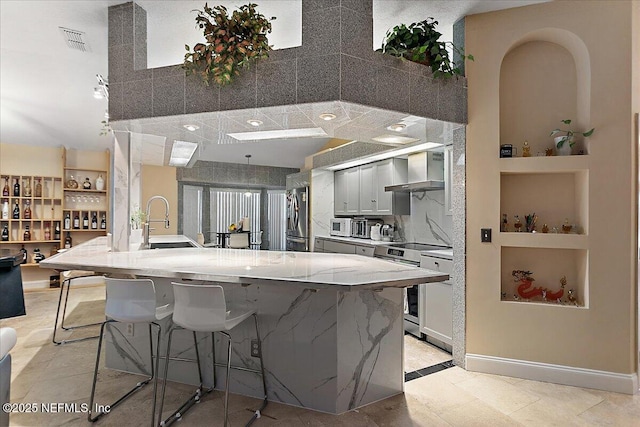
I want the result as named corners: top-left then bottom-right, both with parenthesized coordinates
top-left (404, 360), bottom-right (454, 382)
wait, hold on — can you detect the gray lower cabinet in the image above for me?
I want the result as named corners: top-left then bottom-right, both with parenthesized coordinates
top-left (314, 238), bottom-right (375, 257)
top-left (419, 256), bottom-right (453, 346)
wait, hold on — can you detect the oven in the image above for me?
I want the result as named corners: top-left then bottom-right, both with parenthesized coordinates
top-left (373, 242), bottom-right (452, 338)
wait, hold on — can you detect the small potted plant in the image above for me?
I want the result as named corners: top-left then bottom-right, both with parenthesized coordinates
top-left (550, 119), bottom-right (595, 156)
top-left (184, 3), bottom-right (275, 86)
top-left (377, 17), bottom-right (473, 78)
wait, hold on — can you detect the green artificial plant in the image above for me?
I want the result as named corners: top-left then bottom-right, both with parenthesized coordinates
top-left (184, 3), bottom-right (275, 86)
top-left (377, 17), bottom-right (473, 78)
top-left (550, 119), bottom-right (595, 148)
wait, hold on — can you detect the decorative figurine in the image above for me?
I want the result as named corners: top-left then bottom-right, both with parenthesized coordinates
top-left (567, 288), bottom-right (578, 305)
top-left (513, 270), bottom-right (542, 299)
top-left (562, 218), bottom-right (572, 234)
top-left (542, 223), bottom-right (549, 233)
top-left (545, 276), bottom-right (566, 300)
top-left (513, 215), bottom-right (523, 232)
top-left (545, 148), bottom-right (554, 156)
top-left (522, 140), bottom-right (531, 157)
top-left (501, 213), bottom-right (508, 232)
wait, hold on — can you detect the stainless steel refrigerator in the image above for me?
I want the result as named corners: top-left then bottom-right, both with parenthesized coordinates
top-left (286, 187), bottom-right (309, 252)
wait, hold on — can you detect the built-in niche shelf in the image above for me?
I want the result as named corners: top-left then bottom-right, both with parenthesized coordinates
top-left (500, 232), bottom-right (588, 249)
top-left (500, 246), bottom-right (588, 308)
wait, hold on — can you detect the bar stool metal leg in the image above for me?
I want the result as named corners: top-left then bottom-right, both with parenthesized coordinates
top-left (88, 320), bottom-right (161, 427)
top-left (52, 278), bottom-right (102, 345)
top-left (158, 329), bottom-right (213, 427)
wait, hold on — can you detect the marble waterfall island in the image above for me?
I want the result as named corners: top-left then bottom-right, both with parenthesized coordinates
top-left (41, 237), bottom-right (448, 414)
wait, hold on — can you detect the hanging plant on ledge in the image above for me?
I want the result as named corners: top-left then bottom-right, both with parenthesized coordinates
top-left (184, 2), bottom-right (275, 86)
top-left (377, 17), bottom-right (473, 79)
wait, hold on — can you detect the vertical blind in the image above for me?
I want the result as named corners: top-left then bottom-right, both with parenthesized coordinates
top-left (267, 190), bottom-right (287, 251)
top-left (182, 185), bottom-right (203, 241)
top-left (210, 189), bottom-right (261, 235)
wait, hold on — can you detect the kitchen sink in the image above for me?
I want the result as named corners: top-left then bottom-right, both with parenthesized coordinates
top-left (149, 241), bottom-right (198, 249)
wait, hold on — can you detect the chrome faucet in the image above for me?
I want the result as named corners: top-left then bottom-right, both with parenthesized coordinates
top-left (142, 195), bottom-right (170, 249)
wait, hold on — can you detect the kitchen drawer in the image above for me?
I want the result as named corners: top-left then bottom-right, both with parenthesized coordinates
top-left (419, 256), bottom-right (452, 277)
top-left (323, 240), bottom-right (356, 254)
top-left (355, 245), bottom-right (374, 257)
top-left (314, 238), bottom-right (325, 251)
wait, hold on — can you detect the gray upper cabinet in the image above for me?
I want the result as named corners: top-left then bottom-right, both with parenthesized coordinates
top-left (334, 158), bottom-right (409, 216)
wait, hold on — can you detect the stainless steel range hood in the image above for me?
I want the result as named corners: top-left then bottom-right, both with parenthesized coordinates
top-left (385, 151), bottom-right (445, 192)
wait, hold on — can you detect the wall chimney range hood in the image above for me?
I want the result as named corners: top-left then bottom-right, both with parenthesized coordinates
top-left (385, 151), bottom-right (445, 192)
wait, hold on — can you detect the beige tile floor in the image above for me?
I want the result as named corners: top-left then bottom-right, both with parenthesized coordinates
top-left (1, 286), bottom-right (639, 426)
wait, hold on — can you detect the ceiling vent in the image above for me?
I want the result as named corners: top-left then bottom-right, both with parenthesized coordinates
top-left (58, 27), bottom-right (90, 52)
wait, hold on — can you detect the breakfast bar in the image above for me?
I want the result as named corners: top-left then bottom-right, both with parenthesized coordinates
top-left (40, 237), bottom-right (448, 414)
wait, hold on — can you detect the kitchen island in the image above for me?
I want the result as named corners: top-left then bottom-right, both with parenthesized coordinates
top-left (40, 236), bottom-right (448, 414)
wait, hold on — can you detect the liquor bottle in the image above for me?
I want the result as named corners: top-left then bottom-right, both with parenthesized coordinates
top-left (2, 177), bottom-right (9, 196)
top-left (12, 202), bottom-right (19, 219)
top-left (20, 244), bottom-right (27, 264)
top-left (35, 178), bottom-right (42, 198)
top-left (23, 200), bottom-right (31, 219)
top-left (91, 213), bottom-right (98, 229)
top-left (23, 179), bottom-right (31, 197)
top-left (33, 248), bottom-right (45, 263)
top-left (100, 213), bottom-right (106, 230)
top-left (23, 225), bottom-right (31, 241)
top-left (73, 213), bottom-right (80, 229)
top-left (83, 212), bottom-right (89, 229)
top-left (64, 212), bottom-right (71, 230)
top-left (54, 222), bottom-right (61, 240)
top-left (64, 232), bottom-right (72, 249)
top-left (82, 177), bottom-right (92, 190)
top-left (1, 199), bottom-right (8, 220)
top-left (1, 224), bottom-right (8, 241)
top-left (95, 174), bottom-right (105, 191)
top-left (44, 225), bottom-right (51, 240)
top-left (13, 178), bottom-right (20, 197)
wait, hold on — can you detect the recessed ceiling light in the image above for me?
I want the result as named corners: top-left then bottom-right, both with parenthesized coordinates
top-left (387, 123), bottom-right (406, 132)
top-left (247, 119), bottom-right (263, 127)
top-left (319, 113), bottom-right (336, 121)
top-left (183, 124), bottom-right (199, 131)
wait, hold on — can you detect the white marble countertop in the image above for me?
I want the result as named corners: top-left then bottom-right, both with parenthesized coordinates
top-left (420, 249), bottom-right (454, 260)
top-left (315, 235), bottom-right (391, 246)
top-left (40, 236), bottom-right (448, 290)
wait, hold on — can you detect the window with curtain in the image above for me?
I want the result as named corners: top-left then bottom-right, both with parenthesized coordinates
top-left (209, 189), bottom-right (261, 235)
top-left (267, 190), bottom-right (287, 250)
top-left (182, 185), bottom-right (203, 241)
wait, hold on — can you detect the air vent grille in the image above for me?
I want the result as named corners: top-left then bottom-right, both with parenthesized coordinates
top-left (58, 27), bottom-right (90, 52)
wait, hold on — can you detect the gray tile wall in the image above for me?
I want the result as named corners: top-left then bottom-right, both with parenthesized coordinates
top-left (451, 126), bottom-right (466, 368)
top-left (177, 161), bottom-right (298, 188)
top-left (108, 1), bottom-right (467, 124)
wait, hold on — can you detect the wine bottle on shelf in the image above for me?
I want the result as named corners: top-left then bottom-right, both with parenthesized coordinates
top-left (20, 245), bottom-right (27, 264)
top-left (54, 222), bottom-right (61, 240)
top-left (13, 178), bottom-right (20, 197)
top-left (23, 200), bottom-right (31, 219)
top-left (64, 212), bottom-right (71, 230)
top-left (1, 224), bottom-right (8, 241)
top-left (64, 232), bottom-right (72, 249)
top-left (23, 225), bottom-right (31, 241)
top-left (35, 178), bottom-right (42, 198)
top-left (44, 225), bottom-right (51, 240)
top-left (2, 177), bottom-right (9, 197)
top-left (91, 213), bottom-right (98, 229)
top-left (1, 199), bottom-right (8, 220)
top-left (83, 212), bottom-right (89, 229)
top-left (12, 202), bottom-right (19, 219)
top-left (100, 213), bottom-right (106, 229)
top-left (73, 213), bottom-right (80, 229)
top-left (23, 179), bottom-right (31, 197)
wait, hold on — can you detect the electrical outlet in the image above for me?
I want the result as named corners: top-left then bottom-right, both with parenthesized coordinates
top-left (251, 339), bottom-right (260, 358)
top-left (125, 323), bottom-right (134, 337)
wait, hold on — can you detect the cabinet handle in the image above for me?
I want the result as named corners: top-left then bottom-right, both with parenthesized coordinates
top-left (372, 199), bottom-right (376, 202)
top-left (434, 261), bottom-right (439, 266)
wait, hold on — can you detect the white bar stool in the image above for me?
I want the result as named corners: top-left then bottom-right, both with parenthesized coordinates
top-left (88, 278), bottom-right (173, 427)
top-left (52, 270), bottom-right (102, 345)
top-left (158, 282), bottom-right (267, 427)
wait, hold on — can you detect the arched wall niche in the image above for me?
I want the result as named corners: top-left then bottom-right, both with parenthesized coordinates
top-left (499, 28), bottom-right (591, 155)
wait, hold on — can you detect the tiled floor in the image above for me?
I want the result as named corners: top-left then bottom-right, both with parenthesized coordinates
top-left (2, 286), bottom-right (639, 426)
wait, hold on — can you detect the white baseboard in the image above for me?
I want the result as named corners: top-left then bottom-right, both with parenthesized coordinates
top-left (22, 279), bottom-right (52, 290)
top-left (466, 353), bottom-right (639, 395)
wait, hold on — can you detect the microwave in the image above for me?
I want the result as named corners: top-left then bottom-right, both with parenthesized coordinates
top-left (330, 218), bottom-right (352, 237)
